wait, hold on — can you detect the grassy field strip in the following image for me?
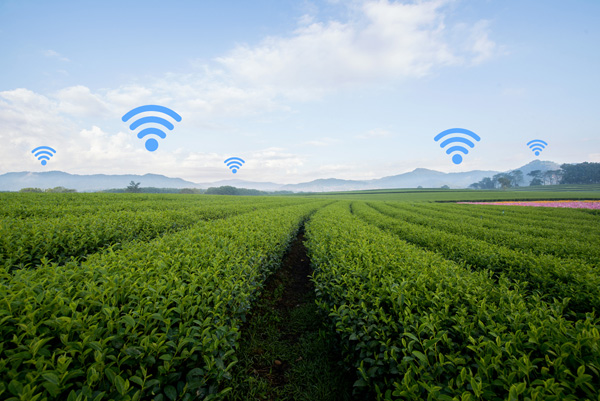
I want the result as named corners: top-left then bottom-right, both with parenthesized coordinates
top-left (0, 194), bottom-right (314, 220)
top-left (351, 202), bottom-right (600, 314)
top-left (380, 202), bottom-right (600, 264)
top-left (420, 201), bottom-right (600, 230)
top-left (0, 202), bottom-right (324, 401)
top-left (411, 202), bottom-right (600, 238)
top-left (304, 187), bottom-right (600, 202)
top-left (306, 202), bottom-right (600, 400)
top-left (0, 194), bottom-right (216, 219)
top-left (0, 197), bottom-right (314, 273)
top-left (408, 202), bottom-right (600, 237)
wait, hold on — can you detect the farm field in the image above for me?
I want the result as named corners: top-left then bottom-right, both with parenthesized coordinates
top-left (0, 192), bottom-right (599, 400)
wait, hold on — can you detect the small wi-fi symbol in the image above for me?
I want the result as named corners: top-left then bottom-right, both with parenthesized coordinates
top-left (32, 146), bottom-right (56, 166)
top-left (224, 157), bottom-right (245, 174)
top-left (434, 128), bottom-right (481, 165)
top-left (122, 105), bottom-right (182, 152)
top-left (527, 139), bottom-right (547, 156)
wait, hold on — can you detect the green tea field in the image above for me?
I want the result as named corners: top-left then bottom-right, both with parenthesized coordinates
top-left (1, 192), bottom-right (599, 401)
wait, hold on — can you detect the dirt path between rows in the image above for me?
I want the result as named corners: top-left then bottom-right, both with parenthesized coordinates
top-left (226, 227), bottom-right (354, 401)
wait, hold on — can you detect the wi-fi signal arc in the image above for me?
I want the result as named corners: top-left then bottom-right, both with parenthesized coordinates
top-left (224, 157), bottom-right (245, 174)
top-left (129, 116), bottom-right (175, 131)
top-left (122, 105), bottom-right (182, 152)
top-left (32, 146), bottom-right (56, 166)
top-left (434, 128), bottom-right (481, 165)
top-left (527, 139), bottom-right (547, 156)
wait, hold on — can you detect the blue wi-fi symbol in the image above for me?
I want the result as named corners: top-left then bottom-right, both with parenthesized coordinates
top-left (122, 105), bottom-right (182, 152)
top-left (527, 139), bottom-right (547, 156)
top-left (224, 157), bottom-right (245, 174)
top-left (434, 128), bottom-right (481, 165)
top-left (32, 146), bottom-right (56, 166)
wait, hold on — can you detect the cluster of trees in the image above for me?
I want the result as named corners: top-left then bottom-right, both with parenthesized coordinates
top-left (205, 186), bottom-right (292, 196)
top-left (560, 162), bottom-right (600, 184)
top-left (527, 169), bottom-right (563, 186)
top-left (469, 170), bottom-right (525, 189)
top-left (120, 182), bottom-right (290, 196)
top-left (469, 162), bottom-right (600, 189)
top-left (19, 186), bottom-right (77, 193)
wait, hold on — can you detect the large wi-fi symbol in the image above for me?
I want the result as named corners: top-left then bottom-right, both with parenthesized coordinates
top-left (434, 128), bottom-right (481, 165)
top-left (224, 157), bottom-right (245, 174)
top-left (122, 105), bottom-right (182, 152)
top-left (527, 139), bottom-right (547, 156)
top-left (32, 146), bottom-right (56, 166)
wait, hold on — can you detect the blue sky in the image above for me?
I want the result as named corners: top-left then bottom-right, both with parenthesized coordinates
top-left (1, 0), bottom-right (598, 184)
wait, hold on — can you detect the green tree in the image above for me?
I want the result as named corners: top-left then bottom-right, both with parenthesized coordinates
top-left (528, 170), bottom-right (543, 186)
top-left (508, 170), bottom-right (523, 187)
top-left (126, 181), bottom-right (141, 193)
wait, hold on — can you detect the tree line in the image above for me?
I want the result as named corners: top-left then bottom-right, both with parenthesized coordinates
top-left (469, 162), bottom-right (600, 189)
top-left (19, 186), bottom-right (77, 193)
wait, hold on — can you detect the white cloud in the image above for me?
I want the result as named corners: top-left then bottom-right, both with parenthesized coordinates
top-left (217, 0), bottom-right (499, 99)
top-left (0, 88), bottom-right (71, 143)
top-left (56, 86), bottom-right (111, 118)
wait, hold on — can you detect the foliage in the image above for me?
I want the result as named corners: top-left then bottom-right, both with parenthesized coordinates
top-left (560, 162), bottom-right (600, 184)
top-left (45, 187), bottom-right (77, 193)
top-left (126, 181), bottom-right (141, 193)
top-left (470, 162), bottom-right (600, 188)
top-left (179, 188), bottom-right (203, 194)
top-left (0, 198), bottom-right (323, 401)
top-left (469, 170), bottom-right (524, 189)
top-left (205, 186), bottom-right (271, 196)
top-left (0, 194), bottom-right (312, 271)
top-left (353, 201), bottom-right (600, 314)
top-left (2, 193), bottom-right (600, 400)
top-left (305, 202), bottom-right (600, 400)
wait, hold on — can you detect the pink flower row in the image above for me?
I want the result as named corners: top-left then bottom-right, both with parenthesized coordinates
top-left (459, 201), bottom-right (600, 209)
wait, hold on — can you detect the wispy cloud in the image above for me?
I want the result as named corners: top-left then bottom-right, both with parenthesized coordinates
top-left (43, 49), bottom-right (70, 62)
top-left (217, 0), bottom-right (500, 99)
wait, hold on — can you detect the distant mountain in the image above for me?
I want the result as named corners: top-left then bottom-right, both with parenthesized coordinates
top-left (277, 169), bottom-right (499, 192)
top-left (0, 160), bottom-right (564, 192)
top-left (371, 168), bottom-right (499, 190)
top-left (281, 178), bottom-right (370, 193)
top-left (0, 171), bottom-right (201, 192)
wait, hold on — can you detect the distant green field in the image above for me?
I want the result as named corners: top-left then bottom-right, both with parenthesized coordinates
top-left (298, 184), bottom-right (600, 202)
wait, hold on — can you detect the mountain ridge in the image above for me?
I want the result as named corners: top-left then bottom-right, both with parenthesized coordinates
top-left (0, 160), bottom-right (561, 192)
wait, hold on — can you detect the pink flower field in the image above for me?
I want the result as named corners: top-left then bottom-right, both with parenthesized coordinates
top-left (459, 200), bottom-right (600, 209)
